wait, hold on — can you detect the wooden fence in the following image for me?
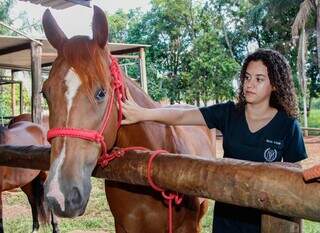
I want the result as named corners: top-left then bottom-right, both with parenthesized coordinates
top-left (0, 145), bottom-right (319, 232)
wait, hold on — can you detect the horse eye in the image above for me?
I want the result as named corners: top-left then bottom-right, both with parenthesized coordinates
top-left (95, 89), bottom-right (106, 101)
top-left (40, 91), bottom-right (48, 100)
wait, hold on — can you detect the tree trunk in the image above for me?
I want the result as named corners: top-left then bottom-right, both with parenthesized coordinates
top-left (307, 96), bottom-right (312, 117)
top-left (298, 25), bottom-right (308, 136)
top-left (316, 4), bottom-right (320, 70)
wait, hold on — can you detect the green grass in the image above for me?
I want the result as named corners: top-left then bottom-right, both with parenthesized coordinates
top-left (308, 109), bottom-right (320, 128)
top-left (3, 178), bottom-right (115, 233)
top-left (304, 220), bottom-right (320, 233)
top-left (3, 179), bottom-right (320, 233)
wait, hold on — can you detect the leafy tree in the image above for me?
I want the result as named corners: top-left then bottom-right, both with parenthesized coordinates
top-left (106, 0), bottom-right (320, 112)
top-left (108, 9), bottom-right (129, 42)
top-left (183, 31), bottom-right (239, 106)
top-left (0, 0), bottom-right (13, 35)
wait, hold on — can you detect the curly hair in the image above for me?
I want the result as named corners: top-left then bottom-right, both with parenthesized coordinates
top-left (236, 49), bottom-right (299, 118)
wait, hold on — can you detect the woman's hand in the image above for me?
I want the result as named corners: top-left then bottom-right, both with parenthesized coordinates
top-left (121, 89), bottom-right (147, 125)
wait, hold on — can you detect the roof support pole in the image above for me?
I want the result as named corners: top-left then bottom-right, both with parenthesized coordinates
top-left (30, 41), bottom-right (42, 124)
top-left (139, 47), bottom-right (148, 94)
top-left (10, 71), bottom-right (16, 116)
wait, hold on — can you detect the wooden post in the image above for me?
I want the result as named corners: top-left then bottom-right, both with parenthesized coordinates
top-left (30, 42), bottom-right (42, 124)
top-left (19, 81), bottom-right (23, 114)
top-left (10, 73), bottom-right (16, 116)
top-left (261, 214), bottom-right (302, 233)
top-left (139, 47), bottom-right (148, 94)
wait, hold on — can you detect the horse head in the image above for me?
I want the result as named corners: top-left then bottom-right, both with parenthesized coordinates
top-left (42, 6), bottom-right (121, 217)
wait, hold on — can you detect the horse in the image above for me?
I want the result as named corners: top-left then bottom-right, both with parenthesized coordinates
top-left (8, 113), bottom-right (50, 136)
top-left (0, 120), bottom-right (59, 233)
top-left (42, 6), bottom-right (215, 233)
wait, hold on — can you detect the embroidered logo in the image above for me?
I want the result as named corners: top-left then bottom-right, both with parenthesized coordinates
top-left (264, 148), bottom-right (277, 162)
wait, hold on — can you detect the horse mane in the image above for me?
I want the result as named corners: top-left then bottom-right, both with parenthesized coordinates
top-left (0, 126), bottom-right (6, 144)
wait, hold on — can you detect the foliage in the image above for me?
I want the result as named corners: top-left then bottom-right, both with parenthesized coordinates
top-left (186, 31), bottom-right (239, 105)
top-left (0, 83), bottom-right (31, 121)
top-left (108, 0), bottom-right (238, 104)
top-left (0, 0), bottom-right (13, 35)
top-left (1, 0), bottom-right (319, 111)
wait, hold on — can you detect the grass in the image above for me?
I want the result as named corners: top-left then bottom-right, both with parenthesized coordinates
top-left (3, 179), bottom-right (320, 233)
top-left (3, 178), bottom-right (115, 233)
top-left (308, 109), bottom-right (320, 128)
top-left (299, 108), bottom-right (320, 135)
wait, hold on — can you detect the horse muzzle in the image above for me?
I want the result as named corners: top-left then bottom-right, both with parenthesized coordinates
top-left (44, 177), bottom-right (91, 218)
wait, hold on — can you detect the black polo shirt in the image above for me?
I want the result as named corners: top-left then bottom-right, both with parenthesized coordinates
top-left (199, 101), bottom-right (307, 233)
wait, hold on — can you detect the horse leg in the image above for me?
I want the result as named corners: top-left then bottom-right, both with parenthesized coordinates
top-left (21, 183), bottom-right (40, 233)
top-left (36, 171), bottom-right (60, 233)
top-left (0, 192), bottom-right (3, 233)
top-left (51, 212), bottom-right (60, 233)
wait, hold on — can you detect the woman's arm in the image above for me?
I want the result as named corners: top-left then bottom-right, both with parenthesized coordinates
top-left (121, 91), bottom-right (206, 126)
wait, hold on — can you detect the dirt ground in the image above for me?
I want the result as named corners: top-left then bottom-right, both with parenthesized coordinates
top-left (2, 136), bottom-right (319, 233)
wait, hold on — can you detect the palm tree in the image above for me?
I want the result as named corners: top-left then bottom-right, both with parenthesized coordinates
top-left (292, 0), bottom-right (317, 135)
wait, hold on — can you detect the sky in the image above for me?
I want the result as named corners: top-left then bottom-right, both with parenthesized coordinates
top-left (10, 0), bottom-right (151, 38)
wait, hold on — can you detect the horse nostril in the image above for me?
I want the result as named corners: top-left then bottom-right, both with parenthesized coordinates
top-left (69, 187), bottom-right (82, 206)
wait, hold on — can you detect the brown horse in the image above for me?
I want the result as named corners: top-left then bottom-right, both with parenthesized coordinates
top-left (0, 120), bottom-right (59, 233)
top-left (8, 114), bottom-right (50, 143)
top-left (42, 6), bottom-right (215, 233)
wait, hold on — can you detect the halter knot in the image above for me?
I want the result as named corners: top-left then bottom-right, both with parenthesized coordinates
top-left (94, 133), bottom-right (104, 142)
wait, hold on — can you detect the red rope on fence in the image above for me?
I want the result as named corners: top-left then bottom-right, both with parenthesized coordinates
top-left (98, 147), bottom-right (183, 233)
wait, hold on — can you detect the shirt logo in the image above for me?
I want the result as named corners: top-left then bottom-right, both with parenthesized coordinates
top-left (264, 148), bottom-right (277, 162)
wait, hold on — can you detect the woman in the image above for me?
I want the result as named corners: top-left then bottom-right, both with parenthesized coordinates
top-left (121, 49), bottom-right (307, 233)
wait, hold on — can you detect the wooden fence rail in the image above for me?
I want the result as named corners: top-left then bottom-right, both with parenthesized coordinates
top-left (0, 145), bottom-right (319, 224)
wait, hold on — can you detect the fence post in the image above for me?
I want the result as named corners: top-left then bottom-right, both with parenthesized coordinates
top-left (261, 214), bottom-right (302, 233)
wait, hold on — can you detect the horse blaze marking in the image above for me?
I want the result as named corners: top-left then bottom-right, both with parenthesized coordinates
top-left (47, 69), bottom-right (82, 211)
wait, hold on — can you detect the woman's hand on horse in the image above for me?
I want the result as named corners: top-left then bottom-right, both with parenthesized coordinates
top-left (121, 89), bottom-right (147, 125)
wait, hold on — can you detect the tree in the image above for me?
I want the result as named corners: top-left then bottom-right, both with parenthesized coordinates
top-left (292, 0), bottom-right (314, 128)
top-left (108, 9), bottom-right (129, 42)
top-left (184, 31), bottom-right (239, 106)
top-left (0, 0), bottom-right (13, 35)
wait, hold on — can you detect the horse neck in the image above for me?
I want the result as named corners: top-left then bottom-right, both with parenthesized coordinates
top-left (115, 78), bottom-right (174, 151)
top-left (125, 78), bottom-right (160, 108)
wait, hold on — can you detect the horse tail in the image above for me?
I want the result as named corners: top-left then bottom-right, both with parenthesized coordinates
top-left (31, 172), bottom-right (50, 225)
top-left (0, 126), bottom-right (6, 144)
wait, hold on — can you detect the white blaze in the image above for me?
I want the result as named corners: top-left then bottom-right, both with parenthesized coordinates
top-left (65, 69), bottom-right (82, 121)
top-left (47, 69), bottom-right (82, 211)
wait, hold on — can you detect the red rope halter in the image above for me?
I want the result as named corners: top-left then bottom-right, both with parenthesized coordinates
top-left (47, 55), bottom-right (182, 233)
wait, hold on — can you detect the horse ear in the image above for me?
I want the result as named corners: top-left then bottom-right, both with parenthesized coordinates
top-left (42, 9), bottom-right (67, 52)
top-left (92, 5), bottom-right (108, 49)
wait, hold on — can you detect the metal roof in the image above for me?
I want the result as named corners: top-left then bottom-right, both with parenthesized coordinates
top-left (19, 0), bottom-right (91, 9)
top-left (0, 36), bottom-right (150, 70)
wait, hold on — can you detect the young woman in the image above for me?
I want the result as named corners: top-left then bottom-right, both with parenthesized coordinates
top-left (121, 49), bottom-right (307, 233)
